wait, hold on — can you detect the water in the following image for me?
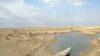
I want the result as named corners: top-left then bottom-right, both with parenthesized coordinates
top-left (52, 32), bottom-right (97, 56)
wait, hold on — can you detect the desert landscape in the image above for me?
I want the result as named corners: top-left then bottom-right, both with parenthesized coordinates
top-left (0, 0), bottom-right (100, 56)
top-left (0, 26), bottom-right (100, 56)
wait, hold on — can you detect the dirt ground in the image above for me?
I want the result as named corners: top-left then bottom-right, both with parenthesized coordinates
top-left (0, 29), bottom-right (56, 56)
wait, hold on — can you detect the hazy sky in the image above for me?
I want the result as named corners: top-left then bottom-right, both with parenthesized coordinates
top-left (0, 0), bottom-right (100, 27)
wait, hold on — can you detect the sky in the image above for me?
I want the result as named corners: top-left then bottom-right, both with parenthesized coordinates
top-left (0, 0), bottom-right (100, 27)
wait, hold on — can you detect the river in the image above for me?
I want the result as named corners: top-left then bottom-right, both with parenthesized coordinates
top-left (52, 32), bottom-right (98, 56)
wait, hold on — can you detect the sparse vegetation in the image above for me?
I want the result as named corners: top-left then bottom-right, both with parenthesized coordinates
top-left (8, 34), bottom-right (12, 36)
top-left (6, 37), bottom-right (10, 40)
top-left (0, 26), bottom-right (100, 56)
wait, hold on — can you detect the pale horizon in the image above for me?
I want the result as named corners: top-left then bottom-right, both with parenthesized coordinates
top-left (0, 0), bottom-right (100, 27)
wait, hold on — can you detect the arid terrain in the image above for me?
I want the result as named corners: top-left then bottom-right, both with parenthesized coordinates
top-left (0, 26), bottom-right (100, 56)
top-left (0, 28), bottom-right (56, 56)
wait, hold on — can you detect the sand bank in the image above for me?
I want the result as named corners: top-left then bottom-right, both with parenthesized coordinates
top-left (80, 38), bottom-right (100, 56)
top-left (81, 31), bottom-right (96, 35)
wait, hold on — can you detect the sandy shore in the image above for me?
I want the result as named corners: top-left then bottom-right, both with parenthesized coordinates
top-left (81, 31), bottom-right (96, 35)
top-left (0, 26), bottom-right (100, 56)
top-left (80, 38), bottom-right (100, 56)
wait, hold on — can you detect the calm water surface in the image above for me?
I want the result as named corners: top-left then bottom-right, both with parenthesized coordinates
top-left (52, 32), bottom-right (98, 56)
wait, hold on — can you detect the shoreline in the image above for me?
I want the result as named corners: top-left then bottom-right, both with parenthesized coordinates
top-left (80, 38), bottom-right (100, 56)
top-left (0, 27), bottom-right (100, 56)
